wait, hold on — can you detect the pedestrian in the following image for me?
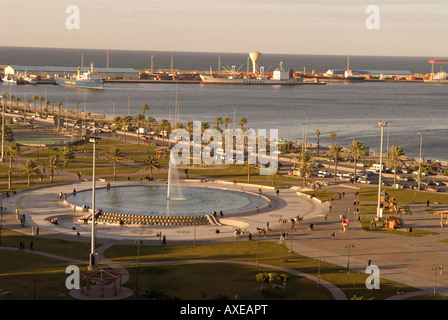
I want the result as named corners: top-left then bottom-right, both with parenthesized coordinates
top-left (162, 234), bottom-right (166, 244)
top-left (248, 232), bottom-right (252, 241)
top-left (427, 199), bottom-right (430, 207)
top-left (30, 241), bottom-right (34, 251)
top-left (267, 221), bottom-right (270, 229)
top-left (31, 226), bottom-right (35, 236)
top-left (331, 232), bottom-right (335, 240)
top-left (276, 189), bottom-right (280, 196)
top-left (36, 226), bottom-right (39, 236)
top-left (367, 258), bottom-right (371, 266)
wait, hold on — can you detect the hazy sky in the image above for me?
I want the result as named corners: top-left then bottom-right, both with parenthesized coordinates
top-left (3, 0), bottom-right (447, 56)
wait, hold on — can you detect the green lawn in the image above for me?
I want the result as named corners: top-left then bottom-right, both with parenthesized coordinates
top-left (105, 241), bottom-right (419, 300)
top-left (359, 187), bottom-right (448, 205)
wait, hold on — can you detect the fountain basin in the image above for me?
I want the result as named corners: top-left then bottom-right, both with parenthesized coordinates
top-left (67, 185), bottom-right (270, 217)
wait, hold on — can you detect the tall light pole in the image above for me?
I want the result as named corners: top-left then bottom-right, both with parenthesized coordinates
top-left (135, 240), bottom-right (142, 298)
top-left (418, 133), bottom-right (423, 191)
top-left (377, 121), bottom-right (388, 218)
top-left (89, 137), bottom-right (101, 270)
top-left (346, 244), bottom-right (355, 272)
top-left (0, 94), bottom-right (4, 162)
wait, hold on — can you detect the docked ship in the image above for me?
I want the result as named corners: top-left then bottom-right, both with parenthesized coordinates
top-left (200, 63), bottom-right (302, 85)
top-left (424, 71), bottom-right (448, 84)
top-left (201, 52), bottom-right (302, 85)
top-left (54, 63), bottom-right (104, 89)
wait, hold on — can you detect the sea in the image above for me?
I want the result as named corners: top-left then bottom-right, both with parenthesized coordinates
top-left (1, 46), bottom-right (447, 162)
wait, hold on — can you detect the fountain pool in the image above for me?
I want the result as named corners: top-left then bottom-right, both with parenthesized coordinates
top-left (67, 185), bottom-right (270, 216)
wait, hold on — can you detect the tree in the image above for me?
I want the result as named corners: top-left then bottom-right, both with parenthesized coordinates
top-left (143, 155), bottom-right (161, 180)
top-left (242, 161), bottom-right (257, 183)
top-left (59, 146), bottom-right (75, 167)
top-left (348, 140), bottom-right (366, 184)
top-left (386, 145), bottom-right (406, 187)
top-left (329, 131), bottom-right (337, 148)
top-left (32, 96), bottom-right (39, 113)
top-left (141, 104), bottom-right (149, 118)
top-left (293, 150), bottom-right (316, 186)
top-left (256, 272), bottom-right (270, 289)
top-left (238, 117), bottom-right (247, 130)
top-left (268, 172), bottom-right (283, 186)
top-left (106, 146), bottom-right (124, 181)
top-left (6, 141), bottom-right (20, 190)
top-left (20, 160), bottom-right (41, 186)
top-left (44, 154), bottom-right (63, 183)
top-left (213, 117), bottom-right (223, 130)
top-left (315, 129), bottom-right (321, 156)
top-left (224, 117), bottom-right (231, 130)
top-left (329, 144), bottom-right (343, 183)
top-left (120, 115), bottom-right (133, 142)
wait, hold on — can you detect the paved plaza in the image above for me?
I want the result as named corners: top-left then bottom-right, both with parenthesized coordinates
top-left (2, 178), bottom-right (448, 299)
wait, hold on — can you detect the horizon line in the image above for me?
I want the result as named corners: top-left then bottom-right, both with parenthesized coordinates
top-left (0, 45), bottom-right (443, 59)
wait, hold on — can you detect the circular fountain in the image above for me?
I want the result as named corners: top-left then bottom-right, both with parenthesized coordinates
top-left (66, 184), bottom-right (269, 217)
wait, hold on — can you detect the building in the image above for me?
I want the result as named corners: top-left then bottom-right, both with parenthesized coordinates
top-left (4, 65), bottom-right (140, 80)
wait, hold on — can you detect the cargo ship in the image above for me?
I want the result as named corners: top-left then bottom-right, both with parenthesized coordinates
top-left (424, 72), bottom-right (448, 84)
top-left (54, 63), bottom-right (104, 89)
top-left (200, 63), bottom-right (302, 85)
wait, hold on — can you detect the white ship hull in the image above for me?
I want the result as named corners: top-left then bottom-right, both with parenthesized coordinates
top-left (200, 75), bottom-right (302, 85)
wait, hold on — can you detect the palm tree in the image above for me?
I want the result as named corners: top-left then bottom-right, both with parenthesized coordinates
top-left (20, 160), bottom-right (41, 186)
top-left (293, 150), bottom-right (316, 186)
top-left (32, 96), bottom-right (39, 113)
top-left (106, 146), bottom-right (124, 181)
top-left (242, 161), bottom-right (257, 183)
top-left (59, 146), bottom-right (75, 167)
top-left (57, 101), bottom-right (63, 118)
top-left (6, 141), bottom-right (20, 190)
top-left (143, 155), bottom-right (161, 180)
top-left (121, 115), bottom-right (133, 142)
top-left (329, 144), bottom-right (343, 183)
top-left (386, 145), bottom-right (406, 187)
top-left (315, 129), bottom-right (321, 156)
top-left (329, 132), bottom-right (337, 148)
top-left (238, 117), bottom-right (247, 130)
top-left (141, 104), bottom-right (149, 118)
top-left (38, 96), bottom-right (44, 113)
top-left (348, 140), bottom-right (366, 184)
top-left (44, 154), bottom-right (63, 183)
top-left (213, 117), bottom-right (223, 130)
top-left (134, 113), bottom-right (145, 144)
top-left (224, 117), bottom-right (231, 130)
top-left (268, 172), bottom-right (283, 186)
top-left (157, 119), bottom-right (171, 148)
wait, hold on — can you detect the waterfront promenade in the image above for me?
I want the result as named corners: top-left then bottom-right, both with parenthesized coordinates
top-left (2, 173), bottom-right (448, 299)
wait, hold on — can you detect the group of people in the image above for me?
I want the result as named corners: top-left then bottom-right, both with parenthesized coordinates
top-left (19, 240), bottom-right (33, 251)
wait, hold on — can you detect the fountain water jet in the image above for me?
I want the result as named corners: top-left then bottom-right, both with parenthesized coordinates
top-left (166, 150), bottom-right (186, 201)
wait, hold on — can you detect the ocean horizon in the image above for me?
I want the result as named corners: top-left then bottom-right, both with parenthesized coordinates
top-left (0, 46), bottom-right (436, 75)
top-left (0, 46), bottom-right (446, 163)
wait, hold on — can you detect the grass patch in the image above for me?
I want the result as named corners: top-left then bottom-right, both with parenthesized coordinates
top-left (358, 215), bottom-right (437, 236)
top-left (302, 190), bottom-right (340, 202)
top-left (105, 241), bottom-right (418, 300)
top-left (359, 187), bottom-right (448, 205)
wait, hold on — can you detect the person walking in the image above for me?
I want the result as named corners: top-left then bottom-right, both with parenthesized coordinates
top-left (162, 234), bottom-right (166, 245)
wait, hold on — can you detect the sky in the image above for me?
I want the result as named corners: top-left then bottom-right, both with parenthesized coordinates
top-left (2, 0), bottom-right (447, 56)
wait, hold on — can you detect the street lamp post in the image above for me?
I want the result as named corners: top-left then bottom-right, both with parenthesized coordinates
top-left (89, 137), bottom-right (101, 270)
top-left (0, 94), bottom-right (4, 162)
top-left (135, 240), bottom-right (142, 298)
top-left (377, 121), bottom-right (388, 218)
top-left (418, 133), bottom-right (423, 191)
top-left (346, 244), bottom-right (355, 272)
